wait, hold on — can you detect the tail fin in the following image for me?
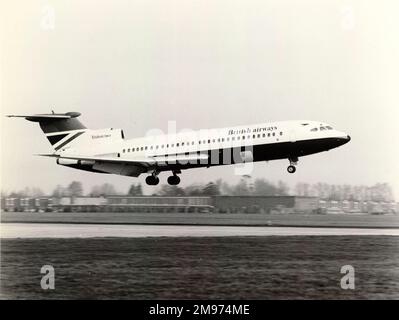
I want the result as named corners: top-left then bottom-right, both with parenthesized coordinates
top-left (7, 111), bottom-right (87, 150)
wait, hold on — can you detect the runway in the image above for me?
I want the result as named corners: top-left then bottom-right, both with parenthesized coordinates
top-left (3, 212), bottom-right (399, 228)
top-left (1, 223), bottom-right (399, 238)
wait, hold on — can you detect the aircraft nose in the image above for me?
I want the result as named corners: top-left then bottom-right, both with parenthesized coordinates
top-left (335, 133), bottom-right (351, 146)
top-left (340, 134), bottom-right (351, 145)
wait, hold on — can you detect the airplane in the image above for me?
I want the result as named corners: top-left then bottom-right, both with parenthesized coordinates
top-left (7, 112), bottom-right (350, 185)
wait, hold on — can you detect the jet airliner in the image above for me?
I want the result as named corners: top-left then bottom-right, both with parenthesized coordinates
top-left (7, 112), bottom-right (350, 185)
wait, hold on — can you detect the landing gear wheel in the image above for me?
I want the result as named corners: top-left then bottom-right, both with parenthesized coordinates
top-left (287, 165), bottom-right (296, 174)
top-left (146, 175), bottom-right (160, 185)
top-left (167, 175), bottom-right (181, 185)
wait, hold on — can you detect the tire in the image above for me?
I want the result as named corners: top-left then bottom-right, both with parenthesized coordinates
top-left (146, 176), bottom-right (160, 185)
top-left (145, 176), bottom-right (152, 185)
top-left (287, 165), bottom-right (296, 173)
top-left (167, 175), bottom-right (181, 185)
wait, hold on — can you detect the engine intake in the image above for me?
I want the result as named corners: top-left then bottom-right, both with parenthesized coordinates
top-left (57, 158), bottom-right (79, 166)
top-left (56, 158), bottom-right (95, 166)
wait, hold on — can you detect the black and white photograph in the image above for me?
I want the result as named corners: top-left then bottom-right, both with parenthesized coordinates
top-left (1, 0), bottom-right (398, 307)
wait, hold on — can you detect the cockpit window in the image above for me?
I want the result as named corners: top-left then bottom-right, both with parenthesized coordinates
top-left (312, 126), bottom-right (333, 131)
top-left (301, 123), bottom-right (309, 126)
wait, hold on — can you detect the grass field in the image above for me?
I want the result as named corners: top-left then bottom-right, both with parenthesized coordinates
top-left (1, 236), bottom-right (398, 299)
top-left (2, 211), bottom-right (399, 228)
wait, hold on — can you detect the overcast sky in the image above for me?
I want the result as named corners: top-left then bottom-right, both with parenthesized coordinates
top-left (1, 0), bottom-right (399, 198)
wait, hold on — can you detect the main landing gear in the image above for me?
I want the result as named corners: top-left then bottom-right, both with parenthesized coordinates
top-left (145, 171), bottom-right (160, 185)
top-left (287, 157), bottom-right (298, 174)
top-left (167, 170), bottom-right (181, 185)
top-left (145, 170), bottom-right (181, 185)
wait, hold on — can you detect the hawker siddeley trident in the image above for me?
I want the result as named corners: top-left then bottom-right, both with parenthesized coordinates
top-left (7, 112), bottom-right (351, 185)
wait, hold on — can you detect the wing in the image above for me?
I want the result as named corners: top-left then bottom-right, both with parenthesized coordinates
top-left (39, 153), bottom-right (209, 175)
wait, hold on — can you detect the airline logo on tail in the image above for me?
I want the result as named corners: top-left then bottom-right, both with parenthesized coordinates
top-left (7, 112), bottom-right (87, 150)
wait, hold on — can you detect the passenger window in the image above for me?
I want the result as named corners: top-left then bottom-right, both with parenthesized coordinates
top-left (232, 137), bottom-right (235, 141)
top-left (176, 143), bottom-right (179, 147)
top-left (272, 132), bottom-right (275, 136)
top-left (242, 136), bottom-right (245, 140)
top-left (311, 128), bottom-right (318, 132)
top-left (237, 136), bottom-right (240, 140)
top-left (262, 133), bottom-right (265, 138)
top-left (156, 145), bottom-right (159, 149)
top-left (326, 126), bottom-right (333, 130)
top-left (182, 142), bottom-right (185, 146)
top-left (320, 127), bottom-right (326, 131)
top-left (141, 147), bottom-right (143, 151)
top-left (257, 134), bottom-right (261, 138)
top-left (198, 141), bottom-right (201, 144)
top-left (208, 139), bottom-right (211, 143)
top-left (268, 133), bottom-right (270, 137)
top-left (145, 146), bottom-right (148, 150)
top-left (280, 132), bottom-right (283, 136)
top-left (123, 149), bottom-right (125, 153)
top-left (221, 138), bottom-right (224, 142)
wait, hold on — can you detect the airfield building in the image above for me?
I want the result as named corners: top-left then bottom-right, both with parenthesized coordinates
top-left (1, 195), bottom-right (398, 214)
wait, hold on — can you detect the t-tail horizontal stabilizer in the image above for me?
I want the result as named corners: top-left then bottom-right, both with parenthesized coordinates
top-left (7, 111), bottom-right (87, 148)
top-left (6, 112), bottom-right (82, 122)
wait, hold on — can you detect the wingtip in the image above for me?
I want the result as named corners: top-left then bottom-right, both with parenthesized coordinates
top-left (35, 154), bottom-right (58, 157)
top-left (5, 114), bottom-right (29, 118)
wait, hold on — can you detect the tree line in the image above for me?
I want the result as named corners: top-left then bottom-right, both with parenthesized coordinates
top-left (294, 182), bottom-right (394, 202)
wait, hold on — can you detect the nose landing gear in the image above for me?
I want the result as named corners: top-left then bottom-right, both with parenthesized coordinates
top-left (287, 157), bottom-right (298, 174)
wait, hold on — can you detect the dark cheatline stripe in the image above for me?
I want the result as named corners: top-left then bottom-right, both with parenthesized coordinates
top-left (54, 131), bottom-right (85, 150)
top-left (46, 133), bottom-right (69, 145)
